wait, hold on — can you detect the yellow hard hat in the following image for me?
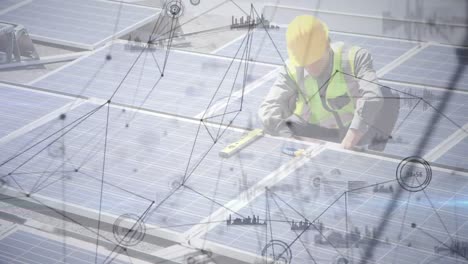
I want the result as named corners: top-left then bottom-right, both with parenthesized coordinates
top-left (286, 15), bottom-right (329, 67)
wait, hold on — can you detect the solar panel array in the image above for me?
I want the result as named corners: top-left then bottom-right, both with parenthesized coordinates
top-left (1, 5), bottom-right (467, 264)
top-left (383, 45), bottom-right (468, 90)
top-left (0, 0), bottom-right (158, 49)
top-left (203, 149), bottom-right (468, 264)
top-left (216, 28), bottom-right (417, 71)
top-left (0, 229), bottom-right (130, 264)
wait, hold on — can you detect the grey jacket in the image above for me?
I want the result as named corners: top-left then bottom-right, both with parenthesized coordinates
top-left (258, 45), bottom-right (384, 137)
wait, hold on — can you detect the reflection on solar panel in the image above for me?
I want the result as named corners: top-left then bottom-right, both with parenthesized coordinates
top-left (0, 102), bottom-right (306, 233)
top-left (216, 28), bottom-right (417, 70)
top-left (202, 149), bottom-right (468, 264)
top-left (0, 84), bottom-right (71, 139)
top-left (32, 43), bottom-right (277, 118)
top-left (0, 0), bottom-right (158, 49)
top-left (0, 229), bottom-right (129, 264)
top-left (383, 45), bottom-right (468, 90)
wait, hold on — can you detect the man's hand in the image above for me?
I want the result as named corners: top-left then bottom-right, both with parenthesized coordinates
top-left (341, 128), bottom-right (364, 150)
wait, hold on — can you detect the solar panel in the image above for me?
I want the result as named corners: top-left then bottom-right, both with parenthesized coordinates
top-left (383, 45), bottom-right (468, 90)
top-left (31, 43), bottom-right (278, 119)
top-left (0, 0), bottom-right (158, 49)
top-left (435, 137), bottom-right (468, 170)
top-left (0, 229), bottom-right (130, 264)
top-left (0, 102), bottom-right (307, 233)
top-left (379, 82), bottom-right (468, 159)
top-left (215, 28), bottom-right (417, 70)
top-left (202, 149), bottom-right (468, 264)
top-left (0, 84), bottom-right (72, 139)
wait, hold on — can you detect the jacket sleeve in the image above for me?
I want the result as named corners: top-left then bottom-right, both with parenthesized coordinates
top-left (258, 66), bottom-right (298, 137)
top-left (348, 49), bottom-right (384, 134)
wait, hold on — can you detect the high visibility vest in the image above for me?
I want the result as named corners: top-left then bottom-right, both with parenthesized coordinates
top-left (287, 42), bottom-right (361, 129)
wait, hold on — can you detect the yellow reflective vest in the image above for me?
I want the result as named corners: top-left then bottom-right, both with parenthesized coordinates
top-left (287, 42), bottom-right (361, 129)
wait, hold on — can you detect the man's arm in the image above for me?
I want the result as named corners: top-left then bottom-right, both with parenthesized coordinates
top-left (342, 48), bottom-right (384, 149)
top-left (258, 66), bottom-right (298, 137)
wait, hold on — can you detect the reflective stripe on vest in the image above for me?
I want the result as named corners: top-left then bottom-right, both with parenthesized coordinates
top-left (288, 42), bottom-right (360, 129)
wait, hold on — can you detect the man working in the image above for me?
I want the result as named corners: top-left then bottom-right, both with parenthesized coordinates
top-left (259, 15), bottom-right (398, 150)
